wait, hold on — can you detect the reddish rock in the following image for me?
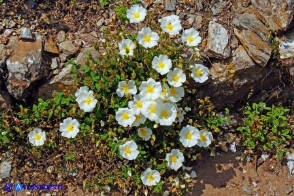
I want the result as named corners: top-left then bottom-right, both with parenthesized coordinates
top-left (44, 36), bottom-right (59, 54)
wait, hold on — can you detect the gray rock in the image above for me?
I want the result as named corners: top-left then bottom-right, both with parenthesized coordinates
top-left (279, 39), bottom-right (294, 60)
top-left (165, 0), bottom-right (177, 11)
top-left (251, 0), bottom-right (294, 33)
top-left (234, 28), bottom-right (272, 67)
top-left (6, 34), bottom-right (50, 100)
top-left (211, 2), bottom-right (226, 16)
top-left (57, 31), bottom-right (66, 43)
top-left (76, 47), bottom-right (99, 66)
top-left (205, 21), bottom-right (230, 59)
top-left (51, 57), bottom-right (60, 70)
top-left (25, 0), bottom-right (37, 9)
top-left (285, 184), bottom-right (293, 195)
top-left (96, 18), bottom-right (104, 27)
top-left (0, 161), bottom-right (12, 179)
top-left (242, 185), bottom-right (252, 194)
top-left (8, 20), bottom-right (16, 28)
top-left (233, 45), bottom-right (255, 70)
top-left (194, 15), bottom-right (203, 29)
top-left (59, 40), bottom-right (79, 56)
top-left (3, 29), bottom-right (13, 37)
top-left (19, 27), bottom-right (34, 40)
top-left (50, 64), bottom-right (74, 86)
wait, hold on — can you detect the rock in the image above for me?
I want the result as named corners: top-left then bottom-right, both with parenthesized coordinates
top-left (44, 36), bottom-right (59, 54)
top-left (279, 28), bottom-right (294, 66)
top-left (242, 185), bottom-right (252, 194)
top-left (77, 33), bottom-right (99, 46)
top-left (57, 31), bottom-right (66, 43)
top-left (59, 40), bottom-right (79, 56)
top-left (0, 44), bottom-right (7, 67)
top-left (290, 67), bottom-right (294, 77)
top-left (0, 161), bottom-right (12, 179)
top-left (285, 185), bottom-right (293, 195)
top-left (59, 53), bottom-right (70, 63)
top-left (3, 29), bottom-right (13, 37)
top-left (96, 18), bottom-right (104, 27)
top-left (210, 60), bottom-right (236, 82)
top-left (251, 0), bottom-right (294, 33)
top-left (233, 12), bottom-right (270, 42)
top-left (76, 47), bottom-right (99, 66)
top-left (8, 20), bottom-right (16, 28)
top-left (234, 28), bottom-right (272, 67)
top-left (211, 2), bottom-right (226, 16)
top-left (6, 34), bottom-right (50, 100)
top-left (25, 0), bottom-right (37, 9)
top-left (205, 21), bottom-right (230, 59)
top-left (165, 0), bottom-right (177, 11)
top-left (241, 0), bottom-right (251, 7)
top-left (50, 64), bottom-right (74, 86)
top-left (287, 152), bottom-right (294, 175)
top-left (233, 45), bottom-right (255, 70)
top-left (194, 15), bottom-right (203, 29)
top-left (51, 57), bottom-right (60, 70)
top-left (19, 27), bottom-right (34, 40)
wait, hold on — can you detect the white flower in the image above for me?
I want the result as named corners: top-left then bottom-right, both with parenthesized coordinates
top-left (132, 113), bottom-right (147, 127)
top-left (156, 102), bottom-right (177, 126)
top-left (179, 125), bottom-right (200, 147)
top-left (138, 127), bottom-right (152, 141)
top-left (141, 168), bottom-right (161, 186)
top-left (176, 108), bottom-right (186, 123)
top-left (76, 91), bottom-right (97, 112)
top-left (60, 117), bottom-right (80, 138)
top-left (119, 140), bottom-right (139, 160)
top-left (28, 128), bottom-right (46, 146)
top-left (118, 39), bottom-right (136, 57)
top-left (191, 64), bottom-right (209, 83)
top-left (126, 4), bottom-right (147, 23)
top-left (166, 149), bottom-right (185, 171)
top-left (128, 94), bottom-right (144, 114)
top-left (115, 108), bottom-right (136, 127)
top-left (141, 100), bottom-right (161, 121)
top-left (137, 27), bottom-right (159, 48)
top-left (160, 15), bottom-right (182, 36)
top-left (167, 68), bottom-right (186, 87)
top-left (116, 80), bottom-right (137, 97)
top-left (169, 86), bottom-right (184, 102)
top-left (184, 107), bottom-right (191, 112)
top-left (139, 78), bottom-right (162, 101)
top-left (197, 130), bottom-right (213, 147)
top-left (160, 83), bottom-right (170, 101)
top-left (75, 86), bottom-right (89, 98)
top-left (152, 55), bottom-right (172, 75)
top-left (181, 28), bottom-right (201, 46)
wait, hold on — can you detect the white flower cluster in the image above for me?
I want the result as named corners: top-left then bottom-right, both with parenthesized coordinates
top-left (28, 86), bottom-right (98, 145)
top-left (115, 4), bottom-right (213, 187)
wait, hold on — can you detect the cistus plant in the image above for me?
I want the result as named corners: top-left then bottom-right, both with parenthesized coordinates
top-left (237, 102), bottom-right (292, 159)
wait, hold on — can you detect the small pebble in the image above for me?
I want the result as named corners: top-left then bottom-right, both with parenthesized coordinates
top-left (242, 185), bottom-right (252, 195)
top-left (285, 184), bottom-right (293, 195)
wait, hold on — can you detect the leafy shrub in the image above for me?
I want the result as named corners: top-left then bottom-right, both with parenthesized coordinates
top-left (237, 102), bottom-right (292, 159)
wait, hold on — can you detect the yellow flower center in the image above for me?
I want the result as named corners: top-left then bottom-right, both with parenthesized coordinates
top-left (135, 101), bottom-right (143, 108)
top-left (167, 23), bottom-right (174, 31)
top-left (124, 45), bottom-right (131, 54)
top-left (170, 88), bottom-right (177, 96)
top-left (161, 88), bottom-right (167, 96)
top-left (146, 85), bottom-right (154, 93)
top-left (149, 105), bottom-right (156, 114)
top-left (140, 128), bottom-right (147, 136)
top-left (170, 155), bottom-right (177, 163)
top-left (161, 110), bottom-right (169, 118)
top-left (147, 173), bottom-right (155, 181)
top-left (122, 112), bottom-right (129, 120)
top-left (67, 124), bottom-right (74, 132)
top-left (85, 97), bottom-right (92, 104)
top-left (122, 85), bottom-right (129, 92)
top-left (35, 133), bottom-right (41, 141)
top-left (135, 115), bottom-right (141, 121)
top-left (195, 69), bottom-right (203, 76)
top-left (185, 132), bottom-right (192, 140)
top-left (172, 74), bottom-right (179, 82)
top-left (200, 134), bottom-right (207, 142)
top-left (187, 36), bottom-right (194, 43)
top-left (133, 12), bottom-right (140, 19)
top-left (143, 35), bottom-right (151, 43)
top-left (158, 62), bottom-right (165, 69)
top-left (124, 147), bottom-right (131, 154)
